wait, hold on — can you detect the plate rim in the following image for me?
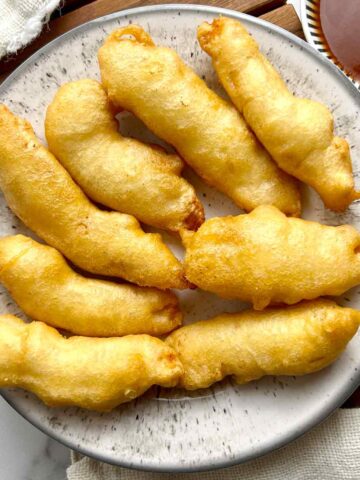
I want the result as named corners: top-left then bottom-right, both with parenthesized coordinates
top-left (1, 3), bottom-right (360, 473)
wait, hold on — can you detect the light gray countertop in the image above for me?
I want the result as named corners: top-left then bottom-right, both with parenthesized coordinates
top-left (0, 398), bottom-right (69, 480)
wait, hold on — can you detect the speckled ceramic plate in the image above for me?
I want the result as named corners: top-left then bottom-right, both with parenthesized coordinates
top-left (1, 4), bottom-right (360, 473)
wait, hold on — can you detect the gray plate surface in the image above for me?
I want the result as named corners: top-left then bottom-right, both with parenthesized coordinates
top-left (0, 4), bottom-right (360, 473)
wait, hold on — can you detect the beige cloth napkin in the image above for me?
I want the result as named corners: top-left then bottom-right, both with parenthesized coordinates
top-left (0, 0), bottom-right (60, 59)
top-left (67, 408), bottom-right (360, 480)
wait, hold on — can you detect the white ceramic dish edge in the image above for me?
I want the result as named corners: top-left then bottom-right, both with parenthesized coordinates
top-left (0, 4), bottom-right (359, 472)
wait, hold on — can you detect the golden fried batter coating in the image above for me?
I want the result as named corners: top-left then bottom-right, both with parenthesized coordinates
top-left (98, 25), bottom-right (300, 216)
top-left (0, 105), bottom-right (187, 289)
top-left (183, 205), bottom-right (360, 309)
top-left (166, 300), bottom-right (360, 389)
top-left (198, 17), bottom-right (359, 211)
top-left (45, 79), bottom-right (204, 232)
top-left (0, 315), bottom-right (183, 411)
top-left (0, 235), bottom-right (182, 336)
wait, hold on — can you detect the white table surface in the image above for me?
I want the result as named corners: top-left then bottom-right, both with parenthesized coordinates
top-left (0, 1), bottom-right (303, 479)
top-left (0, 397), bottom-right (69, 480)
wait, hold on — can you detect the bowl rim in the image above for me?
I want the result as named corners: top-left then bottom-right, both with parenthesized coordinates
top-left (1, 3), bottom-right (360, 473)
top-left (300, 0), bottom-right (359, 88)
top-left (300, 0), bottom-right (317, 46)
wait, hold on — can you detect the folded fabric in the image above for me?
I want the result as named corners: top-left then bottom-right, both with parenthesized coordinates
top-left (67, 409), bottom-right (360, 480)
top-left (0, 0), bottom-right (60, 59)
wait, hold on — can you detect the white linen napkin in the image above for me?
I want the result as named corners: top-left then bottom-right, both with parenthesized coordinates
top-left (67, 408), bottom-right (360, 480)
top-left (0, 0), bottom-right (60, 59)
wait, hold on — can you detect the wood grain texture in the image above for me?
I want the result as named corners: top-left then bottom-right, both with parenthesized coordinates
top-left (57, 0), bottom-right (98, 15)
top-left (0, 0), bottom-right (286, 77)
top-left (261, 4), bottom-right (305, 38)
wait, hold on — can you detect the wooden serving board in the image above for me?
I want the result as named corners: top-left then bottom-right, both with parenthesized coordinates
top-left (0, 0), bottom-right (303, 80)
top-left (0, 0), bottom-right (358, 408)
